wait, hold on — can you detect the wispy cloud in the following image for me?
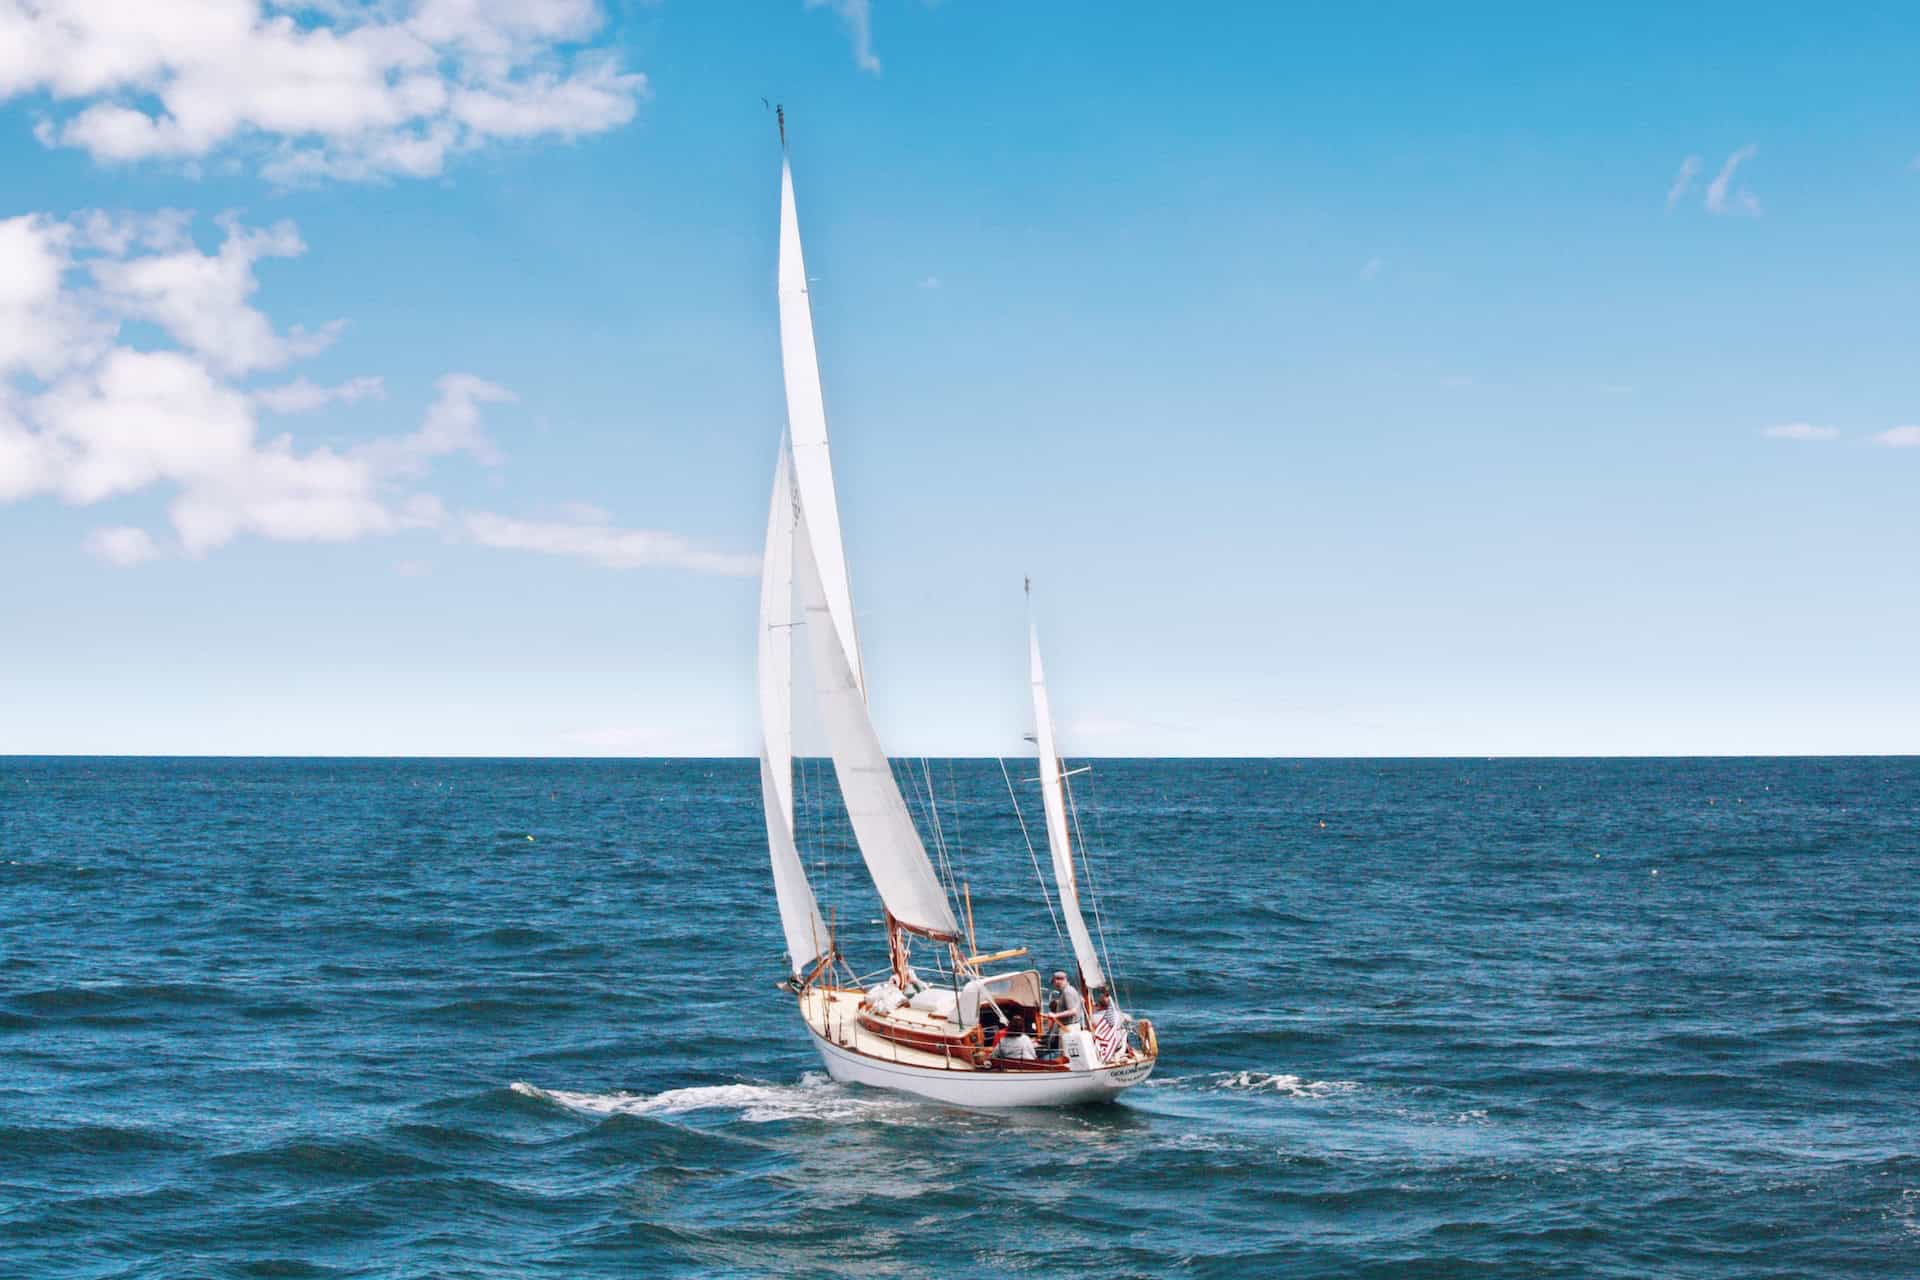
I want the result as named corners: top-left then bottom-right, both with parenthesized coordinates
top-left (1704, 144), bottom-right (1761, 216)
top-left (807, 0), bottom-right (881, 74)
top-left (255, 376), bottom-right (386, 415)
top-left (1762, 423), bottom-right (1839, 442)
top-left (463, 511), bottom-right (756, 575)
top-left (918, 275), bottom-right (942, 290)
top-left (84, 525), bottom-right (160, 566)
top-left (1359, 255), bottom-right (1386, 281)
top-left (1873, 426), bottom-right (1920, 448)
top-left (1665, 155), bottom-right (1702, 211)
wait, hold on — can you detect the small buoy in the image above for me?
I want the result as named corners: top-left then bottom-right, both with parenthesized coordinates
top-left (1318, 820), bottom-right (1326, 829)
top-left (1650, 869), bottom-right (1659, 877)
top-left (526, 835), bottom-right (535, 842)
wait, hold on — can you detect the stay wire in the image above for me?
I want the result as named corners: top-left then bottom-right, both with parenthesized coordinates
top-left (1064, 765), bottom-right (1120, 995)
top-left (1000, 755), bottom-right (1065, 952)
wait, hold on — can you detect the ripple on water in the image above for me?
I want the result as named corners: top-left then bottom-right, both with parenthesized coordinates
top-left (4, 756), bottom-right (1918, 1278)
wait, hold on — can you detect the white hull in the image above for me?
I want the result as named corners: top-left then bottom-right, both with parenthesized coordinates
top-left (806, 1021), bottom-right (1153, 1107)
top-left (798, 988), bottom-right (1154, 1108)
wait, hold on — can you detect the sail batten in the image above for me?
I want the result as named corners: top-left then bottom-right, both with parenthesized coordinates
top-left (759, 447), bottom-right (830, 975)
top-left (794, 499), bottom-right (962, 940)
top-left (1030, 623), bottom-right (1107, 990)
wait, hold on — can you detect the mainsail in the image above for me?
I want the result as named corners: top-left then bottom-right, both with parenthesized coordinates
top-left (779, 157), bottom-right (865, 697)
top-left (1029, 623), bottom-right (1107, 990)
top-left (758, 447), bottom-right (829, 975)
top-left (771, 148), bottom-right (960, 943)
top-left (794, 498), bottom-right (962, 940)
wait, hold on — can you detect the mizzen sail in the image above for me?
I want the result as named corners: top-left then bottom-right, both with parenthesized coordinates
top-left (1030, 623), bottom-right (1107, 990)
top-left (759, 445), bottom-right (829, 974)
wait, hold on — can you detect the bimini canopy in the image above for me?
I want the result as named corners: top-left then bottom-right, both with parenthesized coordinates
top-left (958, 970), bottom-right (1043, 1029)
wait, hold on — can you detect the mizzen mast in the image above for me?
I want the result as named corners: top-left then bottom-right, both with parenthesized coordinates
top-left (1027, 582), bottom-right (1109, 992)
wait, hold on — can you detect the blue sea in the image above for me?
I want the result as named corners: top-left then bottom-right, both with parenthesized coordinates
top-left (3, 756), bottom-right (1917, 1278)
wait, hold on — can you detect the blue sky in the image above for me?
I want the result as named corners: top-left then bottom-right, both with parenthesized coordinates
top-left (2, 1), bottom-right (1916, 756)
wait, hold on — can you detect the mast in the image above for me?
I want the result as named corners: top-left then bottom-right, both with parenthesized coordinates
top-left (1028, 597), bottom-right (1108, 991)
top-left (759, 445), bottom-right (830, 976)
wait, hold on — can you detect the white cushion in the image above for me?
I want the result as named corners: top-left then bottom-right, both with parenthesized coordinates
top-left (907, 987), bottom-right (959, 1020)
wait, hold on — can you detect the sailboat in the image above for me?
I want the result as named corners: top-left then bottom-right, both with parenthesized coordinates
top-left (757, 118), bottom-right (1158, 1107)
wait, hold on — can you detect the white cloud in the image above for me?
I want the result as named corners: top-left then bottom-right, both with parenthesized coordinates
top-left (1872, 426), bottom-right (1920, 448)
top-left (90, 214), bottom-right (338, 374)
top-left (464, 510), bottom-right (758, 574)
top-left (807, 0), bottom-right (881, 74)
top-left (355, 373), bottom-right (509, 475)
top-left (0, 214), bottom-right (114, 379)
top-left (1762, 423), bottom-right (1839, 442)
top-left (0, 0), bottom-right (646, 182)
top-left (84, 524), bottom-right (160, 566)
top-left (1704, 144), bottom-right (1761, 216)
top-left (0, 210), bottom-right (505, 556)
top-left (1665, 155), bottom-right (1701, 211)
top-left (3, 208), bottom-right (746, 573)
top-left (255, 375), bottom-right (386, 414)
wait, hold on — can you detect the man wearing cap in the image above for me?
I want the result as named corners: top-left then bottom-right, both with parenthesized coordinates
top-left (1047, 970), bottom-right (1084, 1028)
top-left (1037, 971), bottom-right (1083, 1058)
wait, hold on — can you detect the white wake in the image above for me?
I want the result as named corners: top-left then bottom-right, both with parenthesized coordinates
top-left (511, 1072), bottom-right (911, 1124)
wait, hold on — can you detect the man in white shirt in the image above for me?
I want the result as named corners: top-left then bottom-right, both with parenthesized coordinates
top-left (995, 1015), bottom-right (1037, 1060)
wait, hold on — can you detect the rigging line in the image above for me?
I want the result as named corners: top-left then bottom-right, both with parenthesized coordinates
top-left (921, 757), bottom-right (962, 910)
top-left (918, 757), bottom-right (944, 868)
top-left (897, 758), bottom-right (958, 930)
top-left (1090, 767), bottom-right (1128, 1013)
top-left (945, 756), bottom-right (961, 883)
top-left (1000, 755), bottom-right (1065, 951)
top-left (1064, 764), bottom-right (1120, 991)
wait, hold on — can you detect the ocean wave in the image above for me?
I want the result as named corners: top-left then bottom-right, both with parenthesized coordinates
top-left (1184, 1070), bottom-right (1361, 1098)
top-left (511, 1073), bottom-right (912, 1124)
top-left (1, 1122), bottom-right (186, 1157)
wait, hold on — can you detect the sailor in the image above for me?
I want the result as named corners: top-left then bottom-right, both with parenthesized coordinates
top-left (995, 1015), bottom-right (1037, 1061)
top-left (1047, 971), bottom-right (1084, 1027)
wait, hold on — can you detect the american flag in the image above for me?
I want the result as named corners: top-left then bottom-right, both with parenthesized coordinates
top-left (1092, 1007), bottom-right (1127, 1061)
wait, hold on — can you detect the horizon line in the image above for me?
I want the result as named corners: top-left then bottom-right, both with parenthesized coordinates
top-left (4, 752), bottom-right (1917, 763)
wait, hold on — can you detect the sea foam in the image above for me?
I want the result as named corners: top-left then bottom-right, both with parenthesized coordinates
top-left (511, 1073), bottom-right (909, 1124)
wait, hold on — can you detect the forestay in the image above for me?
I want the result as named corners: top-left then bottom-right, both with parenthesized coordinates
top-left (793, 500), bottom-right (962, 940)
top-left (1029, 624), bottom-right (1107, 990)
top-left (758, 446), bottom-right (829, 975)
